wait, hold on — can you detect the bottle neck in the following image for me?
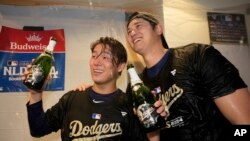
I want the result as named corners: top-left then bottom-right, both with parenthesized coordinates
top-left (46, 39), bottom-right (56, 52)
top-left (127, 67), bottom-right (143, 86)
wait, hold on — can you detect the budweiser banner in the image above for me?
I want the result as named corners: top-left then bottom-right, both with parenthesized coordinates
top-left (0, 26), bottom-right (65, 92)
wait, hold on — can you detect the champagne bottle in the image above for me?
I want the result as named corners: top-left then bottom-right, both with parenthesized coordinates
top-left (127, 64), bottom-right (166, 132)
top-left (23, 37), bottom-right (57, 91)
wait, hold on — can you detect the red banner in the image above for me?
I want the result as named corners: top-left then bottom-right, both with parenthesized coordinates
top-left (0, 26), bottom-right (65, 53)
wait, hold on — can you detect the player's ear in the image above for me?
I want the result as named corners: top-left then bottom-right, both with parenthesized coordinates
top-left (117, 62), bottom-right (125, 74)
top-left (155, 24), bottom-right (163, 36)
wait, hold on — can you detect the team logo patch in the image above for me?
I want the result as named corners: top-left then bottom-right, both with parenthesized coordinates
top-left (92, 113), bottom-right (101, 120)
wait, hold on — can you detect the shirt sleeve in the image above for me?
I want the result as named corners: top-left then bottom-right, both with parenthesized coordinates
top-left (26, 91), bottom-right (73, 137)
top-left (26, 100), bottom-right (53, 137)
top-left (199, 45), bottom-right (247, 98)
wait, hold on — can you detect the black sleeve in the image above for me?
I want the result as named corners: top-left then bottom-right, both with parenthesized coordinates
top-left (26, 100), bottom-right (53, 137)
top-left (26, 91), bottom-right (73, 137)
top-left (199, 45), bottom-right (247, 98)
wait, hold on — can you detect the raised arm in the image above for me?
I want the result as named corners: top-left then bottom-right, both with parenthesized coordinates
top-left (22, 63), bottom-right (52, 137)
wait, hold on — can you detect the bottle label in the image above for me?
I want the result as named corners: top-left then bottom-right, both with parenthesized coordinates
top-left (25, 64), bottom-right (45, 85)
top-left (137, 103), bottom-right (159, 128)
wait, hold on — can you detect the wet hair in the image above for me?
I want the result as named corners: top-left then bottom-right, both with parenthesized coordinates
top-left (127, 11), bottom-right (169, 49)
top-left (90, 37), bottom-right (127, 67)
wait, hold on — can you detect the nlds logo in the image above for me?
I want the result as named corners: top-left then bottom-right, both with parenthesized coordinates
top-left (26, 33), bottom-right (43, 42)
top-left (3, 60), bottom-right (59, 81)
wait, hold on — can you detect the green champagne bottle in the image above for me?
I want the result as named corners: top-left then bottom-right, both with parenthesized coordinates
top-left (23, 37), bottom-right (57, 91)
top-left (127, 64), bottom-right (166, 132)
